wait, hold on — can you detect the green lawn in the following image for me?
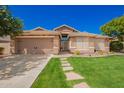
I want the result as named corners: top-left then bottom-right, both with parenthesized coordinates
top-left (32, 55), bottom-right (124, 88)
top-left (68, 55), bottom-right (124, 88)
top-left (31, 58), bottom-right (69, 88)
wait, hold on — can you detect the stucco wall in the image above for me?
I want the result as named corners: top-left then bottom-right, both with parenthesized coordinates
top-left (69, 37), bottom-right (76, 53)
top-left (53, 36), bottom-right (60, 54)
top-left (104, 38), bottom-right (110, 52)
top-left (0, 41), bottom-right (10, 55)
top-left (89, 37), bottom-right (95, 53)
top-left (95, 38), bottom-right (110, 52)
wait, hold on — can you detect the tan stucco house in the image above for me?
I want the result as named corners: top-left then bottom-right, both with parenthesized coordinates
top-left (14, 24), bottom-right (110, 54)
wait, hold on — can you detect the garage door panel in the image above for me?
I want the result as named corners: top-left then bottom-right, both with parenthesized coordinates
top-left (16, 38), bottom-right (53, 54)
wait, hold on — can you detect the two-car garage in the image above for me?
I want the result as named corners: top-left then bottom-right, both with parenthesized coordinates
top-left (15, 38), bottom-right (54, 54)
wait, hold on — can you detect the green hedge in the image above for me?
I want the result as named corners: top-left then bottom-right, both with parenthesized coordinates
top-left (110, 41), bottom-right (123, 52)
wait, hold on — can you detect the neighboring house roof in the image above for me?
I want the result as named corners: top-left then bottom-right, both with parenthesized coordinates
top-left (53, 24), bottom-right (79, 32)
top-left (32, 27), bottom-right (48, 31)
top-left (0, 36), bottom-right (10, 42)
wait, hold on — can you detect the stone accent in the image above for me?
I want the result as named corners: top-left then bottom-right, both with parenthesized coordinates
top-left (73, 82), bottom-right (90, 88)
top-left (61, 63), bottom-right (71, 67)
top-left (62, 67), bottom-right (73, 71)
top-left (61, 60), bottom-right (68, 64)
top-left (65, 71), bottom-right (84, 80)
top-left (60, 58), bottom-right (67, 61)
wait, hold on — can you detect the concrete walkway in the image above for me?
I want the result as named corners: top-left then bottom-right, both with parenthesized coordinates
top-left (0, 54), bottom-right (52, 88)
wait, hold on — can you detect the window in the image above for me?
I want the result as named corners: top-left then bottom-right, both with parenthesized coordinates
top-left (76, 38), bottom-right (83, 48)
top-left (95, 39), bottom-right (105, 50)
top-left (61, 34), bottom-right (68, 41)
top-left (76, 37), bottom-right (89, 49)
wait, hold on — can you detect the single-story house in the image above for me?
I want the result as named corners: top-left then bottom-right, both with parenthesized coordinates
top-left (14, 24), bottom-right (110, 54)
top-left (0, 36), bottom-right (11, 55)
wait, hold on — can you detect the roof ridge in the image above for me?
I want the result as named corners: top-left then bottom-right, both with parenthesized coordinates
top-left (31, 26), bottom-right (48, 31)
top-left (53, 24), bottom-right (79, 32)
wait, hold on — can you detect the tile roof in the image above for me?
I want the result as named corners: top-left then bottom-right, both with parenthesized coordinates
top-left (22, 30), bottom-right (60, 36)
top-left (20, 26), bottom-right (110, 39)
top-left (69, 32), bottom-right (110, 38)
top-left (32, 27), bottom-right (48, 31)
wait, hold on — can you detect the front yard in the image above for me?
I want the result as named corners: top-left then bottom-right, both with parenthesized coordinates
top-left (32, 55), bottom-right (124, 88)
top-left (31, 58), bottom-right (69, 88)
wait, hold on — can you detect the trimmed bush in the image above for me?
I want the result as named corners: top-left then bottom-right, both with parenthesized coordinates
top-left (97, 50), bottom-right (104, 55)
top-left (74, 50), bottom-right (80, 55)
top-left (110, 41), bottom-right (123, 52)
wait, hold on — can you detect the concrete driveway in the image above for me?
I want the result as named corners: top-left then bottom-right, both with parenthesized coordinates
top-left (0, 54), bottom-right (52, 88)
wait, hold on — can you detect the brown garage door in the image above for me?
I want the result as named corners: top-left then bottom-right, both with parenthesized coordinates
top-left (15, 38), bottom-right (53, 54)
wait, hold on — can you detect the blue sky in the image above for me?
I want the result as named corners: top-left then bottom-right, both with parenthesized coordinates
top-left (9, 5), bottom-right (124, 34)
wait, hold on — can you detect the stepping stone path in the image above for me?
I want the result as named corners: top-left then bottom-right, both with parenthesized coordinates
top-left (65, 71), bottom-right (84, 80)
top-left (62, 67), bottom-right (73, 71)
top-left (61, 60), bottom-right (68, 64)
top-left (61, 63), bottom-right (71, 67)
top-left (60, 57), bottom-right (90, 88)
top-left (73, 82), bottom-right (90, 88)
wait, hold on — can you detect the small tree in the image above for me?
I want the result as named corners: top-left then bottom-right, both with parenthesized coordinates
top-left (0, 6), bottom-right (23, 38)
top-left (100, 16), bottom-right (124, 52)
top-left (110, 41), bottom-right (123, 52)
top-left (100, 16), bottom-right (124, 41)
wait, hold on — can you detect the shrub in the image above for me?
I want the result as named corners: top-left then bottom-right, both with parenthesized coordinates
top-left (110, 41), bottom-right (123, 52)
top-left (74, 50), bottom-right (80, 55)
top-left (97, 50), bottom-right (104, 55)
top-left (0, 47), bottom-right (4, 55)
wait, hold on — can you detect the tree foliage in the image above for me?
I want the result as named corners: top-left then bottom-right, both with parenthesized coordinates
top-left (0, 6), bottom-right (23, 37)
top-left (110, 41), bottom-right (123, 52)
top-left (100, 16), bottom-right (124, 41)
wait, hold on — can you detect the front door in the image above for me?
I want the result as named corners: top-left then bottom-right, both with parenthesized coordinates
top-left (61, 40), bottom-right (68, 51)
top-left (60, 34), bottom-right (69, 51)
